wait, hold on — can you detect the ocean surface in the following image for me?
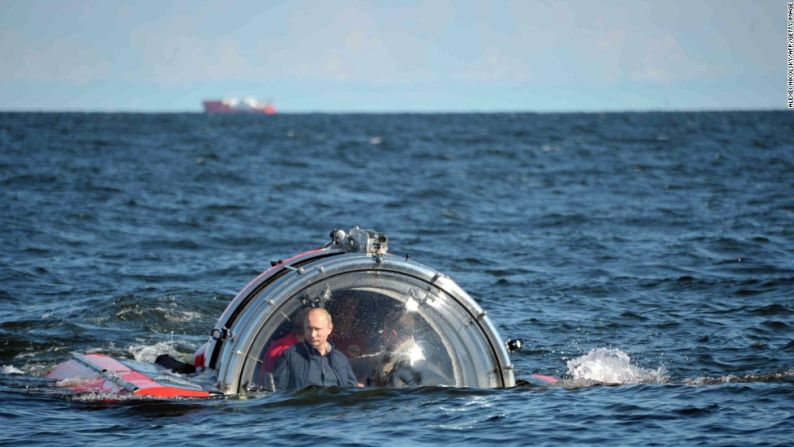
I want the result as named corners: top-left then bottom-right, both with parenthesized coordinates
top-left (0, 111), bottom-right (792, 446)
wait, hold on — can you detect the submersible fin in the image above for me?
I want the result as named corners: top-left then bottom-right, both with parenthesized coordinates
top-left (47, 353), bottom-right (219, 398)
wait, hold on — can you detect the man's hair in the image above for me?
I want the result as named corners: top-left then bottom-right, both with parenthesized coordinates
top-left (305, 307), bottom-right (333, 327)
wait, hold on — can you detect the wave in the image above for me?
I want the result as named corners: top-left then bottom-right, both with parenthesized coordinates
top-left (2, 365), bottom-right (25, 375)
top-left (127, 340), bottom-right (184, 363)
top-left (563, 347), bottom-right (668, 385)
top-left (552, 347), bottom-right (792, 387)
top-left (682, 371), bottom-right (794, 385)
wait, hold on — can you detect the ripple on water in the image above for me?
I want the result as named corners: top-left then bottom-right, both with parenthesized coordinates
top-left (1, 111), bottom-right (793, 446)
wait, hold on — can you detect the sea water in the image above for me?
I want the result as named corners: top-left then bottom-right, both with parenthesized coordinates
top-left (1, 111), bottom-right (792, 445)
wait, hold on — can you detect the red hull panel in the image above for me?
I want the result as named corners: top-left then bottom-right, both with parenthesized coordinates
top-left (47, 353), bottom-right (216, 399)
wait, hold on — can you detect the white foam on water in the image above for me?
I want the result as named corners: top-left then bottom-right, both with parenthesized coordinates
top-left (566, 347), bottom-right (668, 385)
top-left (127, 340), bottom-right (180, 363)
top-left (154, 306), bottom-right (202, 323)
top-left (2, 365), bottom-right (25, 375)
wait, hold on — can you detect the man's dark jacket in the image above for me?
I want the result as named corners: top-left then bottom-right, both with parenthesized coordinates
top-left (273, 341), bottom-right (358, 390)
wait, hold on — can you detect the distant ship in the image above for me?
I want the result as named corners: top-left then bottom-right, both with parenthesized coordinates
top-left (202, 97), bottom-right (276, 115)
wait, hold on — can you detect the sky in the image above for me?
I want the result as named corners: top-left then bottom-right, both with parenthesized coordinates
top-left (0, 0), bottom-right (784, 112)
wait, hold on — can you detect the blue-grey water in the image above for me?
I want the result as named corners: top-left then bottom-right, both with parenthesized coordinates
top-left (1, 111), bottom-right (792, 446)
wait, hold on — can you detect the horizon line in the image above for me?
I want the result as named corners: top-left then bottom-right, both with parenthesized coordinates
top-left (0, 107), bottom-right (783, 114)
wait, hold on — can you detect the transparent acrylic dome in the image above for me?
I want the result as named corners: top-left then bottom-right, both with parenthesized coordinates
top-left (205, 229), bottom-right (514, 394)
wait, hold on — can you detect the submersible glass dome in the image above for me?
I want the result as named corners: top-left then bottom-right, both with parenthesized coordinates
top-left (203, 228), bottom-right (515, 394)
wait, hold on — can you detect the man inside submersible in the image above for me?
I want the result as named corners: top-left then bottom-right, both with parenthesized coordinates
top-left (271, 303), bottom-right (447, 390)
top-left (273, 308), bottom-right (359, 389)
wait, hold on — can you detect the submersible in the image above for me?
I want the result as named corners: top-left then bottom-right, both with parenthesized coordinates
top-left (48, 227), bottom-right (523, 398)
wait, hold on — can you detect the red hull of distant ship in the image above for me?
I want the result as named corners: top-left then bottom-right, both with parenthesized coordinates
top-left (202, 100), bottom-right (276, 115)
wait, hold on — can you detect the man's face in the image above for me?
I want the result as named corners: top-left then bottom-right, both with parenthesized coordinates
top-left (305, 310), bottom-right (332, 350)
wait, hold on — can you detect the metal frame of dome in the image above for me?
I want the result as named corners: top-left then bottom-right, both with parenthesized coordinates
top-left (204, 228), bottom-right (515, 394)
